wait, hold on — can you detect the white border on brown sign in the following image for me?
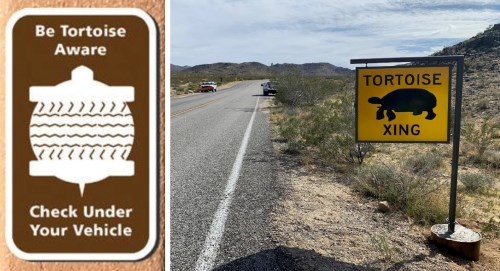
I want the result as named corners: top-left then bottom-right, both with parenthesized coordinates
top-left (5, 8), bottom-right (158, 261)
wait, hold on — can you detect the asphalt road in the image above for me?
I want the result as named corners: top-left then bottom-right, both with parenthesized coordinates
top-left (171, 81), bottom-right (280, 271)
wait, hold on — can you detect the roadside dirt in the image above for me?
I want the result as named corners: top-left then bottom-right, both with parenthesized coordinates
top-left (263, 98), bottom-right (500, 271)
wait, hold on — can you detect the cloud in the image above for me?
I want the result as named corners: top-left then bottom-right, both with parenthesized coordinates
top-left (171, 0), bottom-right (500, 67)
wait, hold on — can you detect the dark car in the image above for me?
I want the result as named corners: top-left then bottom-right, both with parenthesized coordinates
top-left (261, 81), bottom-right (278, 96)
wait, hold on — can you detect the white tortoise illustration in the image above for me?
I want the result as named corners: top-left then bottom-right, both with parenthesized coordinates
top-left (29, 66), bottom-right (135, 196)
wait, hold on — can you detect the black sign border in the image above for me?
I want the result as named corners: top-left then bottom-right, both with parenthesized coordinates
top-left (355, 65), bottom-right (452, 143)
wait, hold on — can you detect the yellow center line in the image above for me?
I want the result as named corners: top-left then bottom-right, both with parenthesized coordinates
top-left (171, 96), bottom-right (226, 118)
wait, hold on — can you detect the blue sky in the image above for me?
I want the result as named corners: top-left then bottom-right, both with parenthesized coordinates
top-left (171, 0), bottom-right (500, 68)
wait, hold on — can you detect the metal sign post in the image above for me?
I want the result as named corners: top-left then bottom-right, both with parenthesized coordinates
top-left (448, 57), bottom-right (464, 233)
top-left (351, 56), bottom-right (481, 260)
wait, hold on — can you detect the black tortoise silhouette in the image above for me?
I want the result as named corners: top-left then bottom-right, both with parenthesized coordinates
top-left (368, 88), bottom-right (437, 121)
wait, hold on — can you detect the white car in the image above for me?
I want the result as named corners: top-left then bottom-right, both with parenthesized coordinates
top-left (199, 81), bottom-right (217, 92)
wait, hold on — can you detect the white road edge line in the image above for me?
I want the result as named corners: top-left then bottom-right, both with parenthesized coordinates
top-left (195, 97), bottom-right (260, 271)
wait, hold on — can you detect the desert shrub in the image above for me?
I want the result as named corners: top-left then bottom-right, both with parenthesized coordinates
top-left (275, 69), bottom-right (348, 107)
top-left (405, 190), bottom-right (448, 226)
top-left (476, 97), bottom-right (489, 110)
top-left (174, 82), bottom-right (199, 95)
top-left (355, 161), bottom-right (447, 225)
top-left (466, 150), bottom-right (500, 169)
top-left (460, 172), bottom-right (494, 193)
top-left (482, 218), bottom-right (500, 238)
top-left (302, 95), bottom-right (361, 164)
top-left (278, 116), bottom-right (303, 151)
top-left (274, 70), bottom-right (371, 166)
top-left (371, 234), bottom-right (394, 261)
top-left (462, 118), bottom-right (498, 159)
top-left (277, 91), bottom-right (372, 165)
top-left (350, 143), bottom-right (374, 164)
top-left (403, 152), bottom-right (444, 176)
top-left (355, 164), bottom-right (396, 198)
top-left (485, 150), bottom-right (500, 169)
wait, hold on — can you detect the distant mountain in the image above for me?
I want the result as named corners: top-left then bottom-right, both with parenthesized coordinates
top-left (172, 61), bottom-right (353, 77)
top-left (270, 62), bottom-right (353, 76)
top-left (433, 23), bottom-right (499, 118)
top-left (179, 62), bottom-right (269, 77)
top-left (171, 64), bottom-right (191, 72)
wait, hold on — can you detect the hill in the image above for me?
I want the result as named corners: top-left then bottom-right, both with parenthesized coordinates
top-left (433, 23), bottom-right (500, 118)
top-left (171, 64), bottom-right (191, 72)
top-left (178, 62), bottom-right (269, 77)
top-left (270, 62), bottom-right (353, 76)
top-left (171, 61), bottom-right (353, 78)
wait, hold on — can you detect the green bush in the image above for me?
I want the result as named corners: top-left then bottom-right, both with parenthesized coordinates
top-left (482, 218), bottom-right (500, 238)
top-left (403, 152), bottom-right (444, 176)
top-left (277, 91), bottom-right (372, 165)
top-left (487, 151), bottom-right (500, 169)
top-left (462, 118), bottom-right (498, 159)
top-left (355, 161), bottom-right (447, 225)
top-left (303, 95), bottom-right (359, 164)
top-left (371, 234), bottom-right (394, 261)
top-left (405, 191), bottom-right (449, 226)
top-left (476, 97), bottom-right (489, 110)
top-left (355, 164), bottom-right (396, 198)
top-left (278, 116), bottom-right (303, 151)
top-left (275, 69), bottom-right (350, 107)
top-left (460, 172), bottom-right (494, 193)
top-left (274, 71), bottom-right (371, 166)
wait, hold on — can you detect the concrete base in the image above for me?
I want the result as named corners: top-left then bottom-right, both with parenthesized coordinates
top-left (430, 224), bottom-right (481, 261)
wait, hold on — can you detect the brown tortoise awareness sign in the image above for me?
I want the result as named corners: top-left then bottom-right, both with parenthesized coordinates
top-left (356, 66), bottom-right (451, 143)
top-left (5, 8), bottom-right (158, 261)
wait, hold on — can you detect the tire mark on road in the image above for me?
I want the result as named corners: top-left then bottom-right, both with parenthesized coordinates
top-left (171, 96), bottom-right (226, 118)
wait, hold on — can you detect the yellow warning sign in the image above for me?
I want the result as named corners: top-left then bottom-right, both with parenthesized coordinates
top-left (356, 66), bottom-right (451, 142)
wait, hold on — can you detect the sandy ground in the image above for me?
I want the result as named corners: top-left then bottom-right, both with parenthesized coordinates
top-left (271, 158), bottom-right (500, 270)
top-left (0, 1), bottom-right (165, 270)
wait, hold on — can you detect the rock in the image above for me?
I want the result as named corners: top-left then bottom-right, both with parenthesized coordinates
top-left (378, 201), bottom-right (390, 213)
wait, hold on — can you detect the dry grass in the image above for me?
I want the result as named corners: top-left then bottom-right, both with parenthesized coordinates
top-left (367, 141), bottom-right (499, 224)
